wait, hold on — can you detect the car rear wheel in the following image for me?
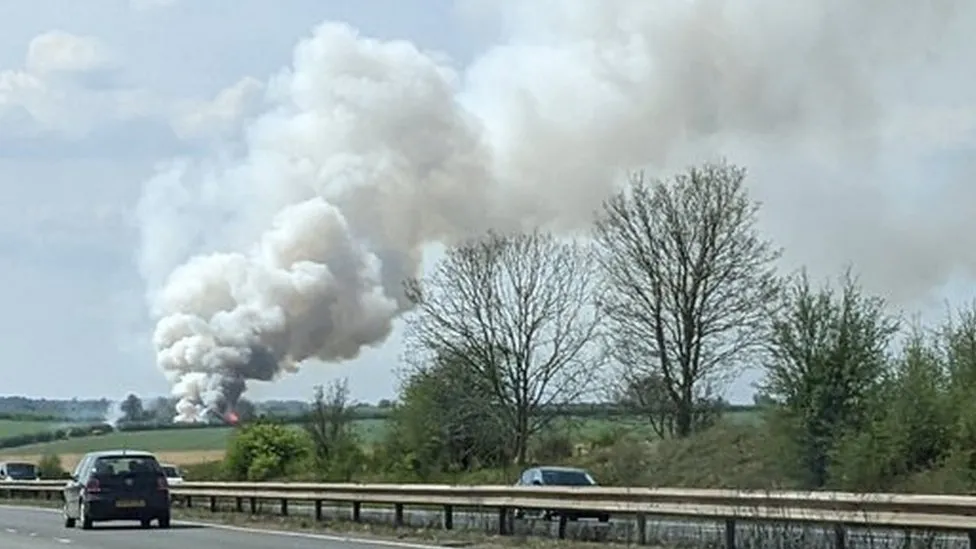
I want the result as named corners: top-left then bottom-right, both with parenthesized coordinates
top-left (140, 518), bottom-right (152, 528)
top-left (158, 513), bottom-right (171, 528)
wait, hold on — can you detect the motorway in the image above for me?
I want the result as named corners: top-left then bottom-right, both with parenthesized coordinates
top-left (0, 505), bottom-right (439, 549)
top-left (242, 500), bottom-right (969, 549)
top-left (2, 501), bottom-right (971, 549)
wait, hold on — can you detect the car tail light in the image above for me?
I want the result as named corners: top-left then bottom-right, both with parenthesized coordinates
top-left (157, 477), bottom-right (168, 491)
top-left (85, 478), bottom-right (100, 493)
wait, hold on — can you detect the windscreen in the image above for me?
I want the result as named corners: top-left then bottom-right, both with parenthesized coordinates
top-left (4, 463), bottom-right (36, 479)
top-left (541, 469), bottom-right (595, 486)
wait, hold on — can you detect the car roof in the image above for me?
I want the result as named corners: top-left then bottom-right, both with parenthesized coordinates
top-left (529, 466), bottom-right (590, 473)
top-left (84, 449), bottom-right (157, 458)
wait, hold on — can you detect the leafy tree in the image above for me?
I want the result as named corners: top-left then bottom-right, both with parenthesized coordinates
top-left (762, 269), bottom-right (898, 487)
top-left (303, 379), bottom-right (363, 480)
top-left (224, 421), bottom-right (310, 481)
top-left (147, 397), bottom-right (176, 423)
top-left (386, 347), bottom-right (509, 478)
top-left (594, 161), bottom-right (782, 437)
top-left (120, 394), bottom-right (145, 422)
top-left (829, 324), bottom-right (954, 490)
top-left (404, 229), bottom-right (606, 464)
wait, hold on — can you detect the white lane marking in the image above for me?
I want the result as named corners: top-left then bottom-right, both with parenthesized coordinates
top-left (4, 527), bottom-right (16, 533)
top-left (55, 538), bottom-right (72, 544)
top-left (0, 505), bottom-right (58, 513)
top-left (176, 520), bottom-right (449, 549)
top-left (0, 506), bottom-right (444, 549)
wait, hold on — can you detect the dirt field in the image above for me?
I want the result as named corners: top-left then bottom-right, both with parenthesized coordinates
top-left (3, 450), bottom-right (225, 471)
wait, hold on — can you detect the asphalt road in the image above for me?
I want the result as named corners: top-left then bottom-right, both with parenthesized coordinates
top-left (3, 500), bottom-right (972, 549)
top-left (240, 500), bottom-right (971, 549)
top-left (0, 505), bottom-right (439, 549)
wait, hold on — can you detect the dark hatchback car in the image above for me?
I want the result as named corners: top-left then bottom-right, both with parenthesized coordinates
top-left (62, 450), bottom-right (171, 530)
top-left (514, 466), bottom-right (610, 522)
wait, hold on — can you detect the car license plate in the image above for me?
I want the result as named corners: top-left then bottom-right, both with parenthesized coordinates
top-left (116, 500), bottom-right (145, 508)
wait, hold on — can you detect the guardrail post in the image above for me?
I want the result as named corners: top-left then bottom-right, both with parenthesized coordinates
top-left (394, 503), bottom-right (404, 527)
top-left (235, 497), bottom-right (243, 512)
top-left (280, 498), bottom-right (288, 516)
top-left (209, 496), bottom-right (217, 512)
top-left (314, 500), bottom-right (323, 521)
top-left (443, 505), bottom-right (453, 530)
top-left (249, 497), bottom-right (256, 514)
top-left (967, 530), bottom-right (976, 549)
top-left (557, 515), bottom-right (567, 539)
top-left (498, 507), bottom-right (509, 536)
top-left (186, 495), bottom-right (193, 508)
top-left (724, 519), bottom-right (735, 549)
top-left (352, 502), bottom-right (361, 522)
top-left (636, 513), bottom-right (647, 545)
top-left (833, 523), bottom-right (846, 549)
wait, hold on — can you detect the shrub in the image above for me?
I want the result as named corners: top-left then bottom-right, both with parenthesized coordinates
top-left (37, 453), bottom-right (65, 479)
top-left (224, 421), bottom-right (311, 481)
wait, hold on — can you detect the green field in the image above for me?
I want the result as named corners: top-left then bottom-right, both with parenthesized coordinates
top-left (0, 427), bottom-right (234, 456)
top-left (0, 419), bottom-right (66, 438)
top-left (0, 411), bottom-right (760, 456)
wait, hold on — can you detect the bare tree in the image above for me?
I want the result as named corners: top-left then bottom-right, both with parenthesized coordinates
top-left (404, 229), bottom-right (605, 464)
top-left (303, 379), bottom-right (357, 468)
top-left (614, 371), bottom-right (724, 438)
top-left (594, 160), bottom-right (781, 438)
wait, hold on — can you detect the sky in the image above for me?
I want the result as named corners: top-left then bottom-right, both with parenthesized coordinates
top-left (0, 0), bottom-right (974, 408)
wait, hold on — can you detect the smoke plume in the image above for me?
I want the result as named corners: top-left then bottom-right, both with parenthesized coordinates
top-left (137, 0), bottom-right (976, 421)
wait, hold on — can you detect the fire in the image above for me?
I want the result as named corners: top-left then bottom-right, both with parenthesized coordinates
top-left (225, 411), bottom-right (240, 424)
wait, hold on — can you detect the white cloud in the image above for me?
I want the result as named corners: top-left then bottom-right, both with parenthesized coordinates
top-left (24, 30), bottom-right (114, 74)
top-left (129, 0), bottom-right (178, 11)
top-left (0, 31), bottom-right (157, 138)
top-left (170, 76), bottom-right (265, 140)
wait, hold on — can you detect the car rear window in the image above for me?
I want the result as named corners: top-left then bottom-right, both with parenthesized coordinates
top-left (92, 456), bottom-right (162, 476)
top-left (541, 470), bottom-right (595, 485)
top-left (4, 463), bottom-right (36, 479)
top-left (162, 466), bottom-right (178, 477)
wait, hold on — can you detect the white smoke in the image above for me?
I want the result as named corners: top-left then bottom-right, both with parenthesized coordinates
top-left (138, 1), bottom-right (976, 421)
top-left (103, 400), bottom-right (125, 428)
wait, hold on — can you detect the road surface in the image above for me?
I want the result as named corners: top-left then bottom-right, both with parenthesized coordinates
top-left (0, 505), bottom-right (439, 549)
top-left (234, 500), bottom-right (970, 549)
top-left (2, 502), bottom-right (970, 549)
